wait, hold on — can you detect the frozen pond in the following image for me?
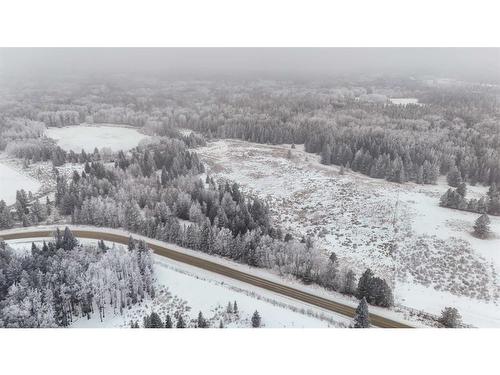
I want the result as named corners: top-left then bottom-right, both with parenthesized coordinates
top-left (0, 162), bottom-right (41, 205)
top-left (46, 124), bottom-right (150, 153)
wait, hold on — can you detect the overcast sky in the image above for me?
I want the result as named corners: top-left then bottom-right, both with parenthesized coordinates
top-left (1, 48), bottom-right (499, 82)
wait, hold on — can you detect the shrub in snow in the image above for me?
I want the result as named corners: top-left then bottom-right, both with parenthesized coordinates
top-left (473, 214), bottom-right (491, 239)
top-left (251, 310), bottom-right (261, 328)
top-left (438, 307), bottom-right (462, 328)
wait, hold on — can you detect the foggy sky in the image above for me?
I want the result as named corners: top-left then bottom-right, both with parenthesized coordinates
top-left (0, 48), bottom-right (499, 82)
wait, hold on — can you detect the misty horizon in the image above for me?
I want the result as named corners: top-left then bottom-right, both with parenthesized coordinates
top-left (0, 48), bottom-right (499, 83)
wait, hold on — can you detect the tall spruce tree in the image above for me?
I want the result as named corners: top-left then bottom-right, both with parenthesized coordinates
top-left (353, 297), bottom-right (370, 328)
top-left (62, 227), bottom-right (78, 251)
top-left (165, 314), bottom-right (173, 328)
top-left (197, 311), bottom-right (208, 328)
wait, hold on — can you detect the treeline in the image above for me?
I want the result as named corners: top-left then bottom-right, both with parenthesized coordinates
top-left (138, 305), bottom-right (262, 328)
top-left (6, 137), bottom-right (114, 167)
top-left (439, 183), bottom-right (500, 216)
top-left (0, 191), bottom-right (50, 230)
top-left (0, 228), bottom-right (155, 327)
top-left (191, 106), bottom-right (499, 186)
top-left (174, 84), bottom-right (499, 186)
top-left (5, 78), bottom-right (497, 185)
top-left (37, 110), bottom-right (80, 127)
top-left (0, 117), bottom-right (46, 151)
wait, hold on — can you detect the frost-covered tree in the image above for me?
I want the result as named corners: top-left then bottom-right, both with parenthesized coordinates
top-left (473, 214), bottom-right (491, 239)
top-left (447, 166), bottom-right (462, 187)
top-left (341, 269), bottom-right (357, 295)
top-left (0, 229), bottom-right (156, 328)
top-left (353, 297), bottom-right (370, 328)
top-left (439, 307), bottom-right (462, 328)
top-left (0, 200), bottom-right (13, 229)
top-left (62, 227), bottom-right (78, 251)
top-left (144, 312), bottom-right (163, 328)
top-left (165, 314), bottom-right (173, 328)
top-left (356, 269), bottom-right (393, 307)
top-left (251, 310), bottom-right (261, 328)
top-left (197, 311), bottom-right (208, 328)
top-left (176, 315), bottom-right (186, 328)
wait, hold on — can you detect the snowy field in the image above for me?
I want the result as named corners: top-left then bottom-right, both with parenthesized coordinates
top-left (196, 139), bottom-right (500, 327)
top-left (46, 124), bottom-right (150, 153)
top-left (0, 161), bottom-right (41, 205)
top-left (6, 238), bottom-right (350, 328)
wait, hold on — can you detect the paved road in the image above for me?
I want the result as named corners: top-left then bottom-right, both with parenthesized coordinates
top-left (1, 228), bottom-right (413, 328)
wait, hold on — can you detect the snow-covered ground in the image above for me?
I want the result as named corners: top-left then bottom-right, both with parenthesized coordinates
top-left (196, 139), bottom-right (500, 327)
top-left (0, 161), bottom-right (42, 205)
top-left (6, 238), bottom-right (350, 328)
top-left (389, 98), bottom-right (421, 105)
top-left (46, 124), bottom-right (150, 153)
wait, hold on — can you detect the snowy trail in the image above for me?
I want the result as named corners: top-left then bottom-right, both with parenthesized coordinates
top-left (0, 225), bottom-right (414, 328)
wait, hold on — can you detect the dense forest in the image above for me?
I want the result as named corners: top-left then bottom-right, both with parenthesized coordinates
top-left (1, 77), bottom-right (499, 186)
top-left (0, 228), bottom-right (155, 327)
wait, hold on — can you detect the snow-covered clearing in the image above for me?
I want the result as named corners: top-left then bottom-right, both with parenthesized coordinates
top-left (0, 154), bottom-right (84, 205)
top-left (46, 124), bottom-right (150, 153)
top-left (6, 237), bottom-right (350, 328)
top-left (0, 161), bottom-right (42, 205)
top-left (196, 139), bottom-right (500, 327)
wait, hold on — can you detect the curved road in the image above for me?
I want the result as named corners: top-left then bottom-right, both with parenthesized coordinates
top-left (0, 227), bottom-right (413, 328)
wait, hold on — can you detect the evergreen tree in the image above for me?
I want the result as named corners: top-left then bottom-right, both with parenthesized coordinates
top-left (161, 166), bottom-right (169, 186)
top-left (320, 144), bottom-right (332, 165)
top-left (165, 314), bottom-right (173, 328)
top-left (176, 315), bottom-right (186, 328)
top-left (0, 200), bottom-right (13, 229)
top-left (15, 190), bottom-right (29, 220)
top-left (353, 297), bottom-right (370, 328)
top-left (439, 307), bottom-right (462, 328)
top-left (447, 166), bottom-right (462, 187)
top-left (149, 312), bottom-right (164, 328)
top-left (456, 182), bottom-right (467, 197)
top-left (233, 301), bottom-right (238, 314)
top-left (97, 240), bottom-right (107, 251)
top-left (31, 199), bottom-right (47, 222)
top-left (356, 269), bottom-right (393, 307)
top-left (356, 268), bottom-right (374, 300)
top-left (197, 311), bottom-right (208, 328)
top-left (343, 269), bottom-right (357, 295)
top-left (473, 214), bottom-right (491, 239)
top-left (128, 236), bottom-right (136, 251)
top-left (251, 310), bottom-right (261, 328)
top-left (62, 227), bottom-right (78, 251)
